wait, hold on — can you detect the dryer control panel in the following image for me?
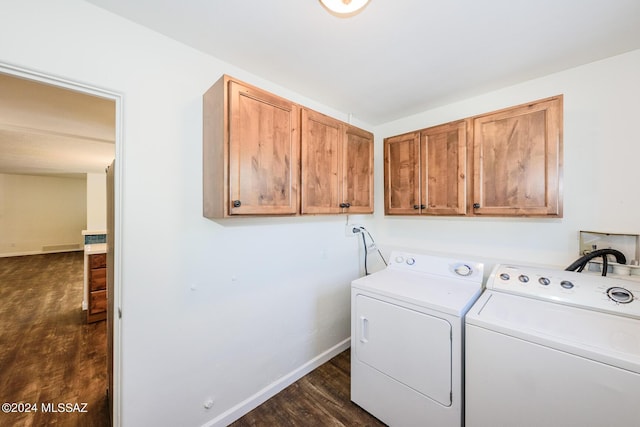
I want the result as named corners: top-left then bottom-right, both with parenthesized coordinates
top-left (388, 251), bottom-right (484, 283)
top-left (488, 264), bottom-right (640, 319)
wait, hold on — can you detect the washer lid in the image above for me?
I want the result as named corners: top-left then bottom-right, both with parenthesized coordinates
top-left (467, 291), bottom-right (640, 374)
top-left (352, 268), bottom-right (483, 316)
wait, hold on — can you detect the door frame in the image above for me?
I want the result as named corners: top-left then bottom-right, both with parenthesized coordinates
top-left (0, 61), bottom-right (124, 427)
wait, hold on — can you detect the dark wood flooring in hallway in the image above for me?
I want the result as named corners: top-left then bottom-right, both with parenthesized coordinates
top-left (0, 252), bottom-right (109, 427)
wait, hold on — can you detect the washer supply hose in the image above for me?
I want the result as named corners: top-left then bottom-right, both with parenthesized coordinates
top-left (565, 249), bottom-right (627, 276)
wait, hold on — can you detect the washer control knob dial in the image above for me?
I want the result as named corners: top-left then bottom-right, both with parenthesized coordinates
top-left (560, 280), bottom-right (574, 290)
top-left (538, 277), bottom-right (551, 286)
top-left (499, 273), bottom-right (510, 281)
top-left (455, 264), bottom-right (473, 276)
top-left (518, 274), bottom-right (530, 283)
top-left (607, 287), bottom-right (634, 304)
top-left (406, 257), bottom-right (415, 266)
top-left (395, 256), bottom-right (404, 264)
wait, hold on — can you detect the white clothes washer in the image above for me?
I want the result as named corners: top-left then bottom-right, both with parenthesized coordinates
top-left (465, 264), bottom-right (640, 427)
top-left (351, 251), bottom-right (484, 426)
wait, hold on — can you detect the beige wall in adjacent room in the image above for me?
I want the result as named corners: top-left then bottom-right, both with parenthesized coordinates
top-left (0, 173), bottom-right (86, 256)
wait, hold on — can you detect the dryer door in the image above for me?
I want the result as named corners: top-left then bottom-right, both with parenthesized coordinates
top-left (354, 294), bottom-right (452, 405)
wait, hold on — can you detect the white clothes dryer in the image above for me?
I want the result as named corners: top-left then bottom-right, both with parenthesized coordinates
top-left (351, 251), bottom-right (484, 426)
top-left (465, 264), bottom-right (640, 427)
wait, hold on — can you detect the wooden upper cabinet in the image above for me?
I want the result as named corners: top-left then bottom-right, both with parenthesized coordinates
top-left (384, 132), bottom-right (420, 215)
top-left (383, 95), bottom-right (563, 217)
top-left (384, 123), bottom-right (466, 216)
top-left (204, 75), bottom-right (374, 218)
top-left (203, 75), bottom-right (300, 218)
top-left (301, 109), bottom-right (373, 214)
top-left (421, 121), bottom-right (467, 215)
top-left (472, 96), bottom-right (563, 216)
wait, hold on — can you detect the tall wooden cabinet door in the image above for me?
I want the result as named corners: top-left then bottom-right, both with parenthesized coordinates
top-left (342, 125), bottom-right (374, 214)
top-left (301, 109), bottom-right (342, 214)
top-left (420, 121), bottom-right (467, 215)
top-left (472, 96), bottom-right (562, 216)
top-left (384, 132), bottom-right (421, 215)
top-left (228, 81), bottom-right (299, 215)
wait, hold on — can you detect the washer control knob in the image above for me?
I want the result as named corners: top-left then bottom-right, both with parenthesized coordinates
top-left (560, 280), bottom-right (574, 290)
top-left (607, 287), bottom-right (634, 304)
top-left (538, 277), bottom-right (551, 286)
top-left (518, 274), bottom-right (530, 283)
top-left (499, 273), bottom-right (510, 281)
top-left (455, 264), bottom-right (473, 276)
top-left (395, 256), bottom-right (404, 264)
top-left (406, 257), bottom-right (416, 266)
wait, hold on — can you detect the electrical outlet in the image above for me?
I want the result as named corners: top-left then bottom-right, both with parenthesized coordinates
top-left (345, 224), bottom-right (363, 237)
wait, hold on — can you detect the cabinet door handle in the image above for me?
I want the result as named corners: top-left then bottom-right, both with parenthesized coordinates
top-left (339, 202), bottom-right (351, 208)
top-left (473, 203), bottom-right (480, 209)
top-left (413, 205), bottom-right (420, 210)
top-left (421, 204), bottom-right (426, 209)
top-left (232, 200), bottom-right (241, 208)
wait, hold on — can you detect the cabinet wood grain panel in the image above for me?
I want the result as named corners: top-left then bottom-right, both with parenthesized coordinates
top-left (301, 109), bottom-right (373, 214)
top-left (89, 267), bottom-right (106, 291)
top-left (203, 76), bottom-right (300, 218)
top-left (421, 121), bottom-right (466, 215)
top-left (89, 253), bottom-right (106, 269)
top-left (342, 125), bottom-right (374, 214)
top-left (472, 96), bottom-right (562, 216)
top-left (89, 290), bottom-right (107, 314)
top-left (384, 132), bottom-right (420, 215)
top-left (203, 75), bottom-right (226, 218)
top-left (228, 81), bottom-right (299, 215)
top-left (87, 253), bottom-right (107, 323)
top-left (301, 109), bottom-right (342, 214)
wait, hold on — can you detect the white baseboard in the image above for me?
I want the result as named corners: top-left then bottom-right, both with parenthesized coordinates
top-left (203, 338), bottom-right (351, 427)
top-left (0, 248), bottom-right (83, 258)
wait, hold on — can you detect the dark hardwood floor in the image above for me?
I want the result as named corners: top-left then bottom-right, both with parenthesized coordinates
top-left (0, 252), bottom-right (109, 427)
top-left (230, 350), bottom-right (386, 427)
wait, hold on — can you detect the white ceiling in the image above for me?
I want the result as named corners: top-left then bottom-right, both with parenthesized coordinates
top-left (0, 73), bottom-right (115, 177)
top-left (84, 0), bottom-right (640, 125)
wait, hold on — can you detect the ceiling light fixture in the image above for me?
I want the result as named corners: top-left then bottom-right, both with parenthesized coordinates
top-left (319, 0), bottom-right (371, 18)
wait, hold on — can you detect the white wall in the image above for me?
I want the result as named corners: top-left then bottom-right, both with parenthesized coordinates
top-left (372, 49), bottom-right (640, 270)
top-left (0, 173), bottom-right (86, 256)
top-left (86, 172), bottom-right (107, 231)
top-left (0, 1), bottom-right (370, 426)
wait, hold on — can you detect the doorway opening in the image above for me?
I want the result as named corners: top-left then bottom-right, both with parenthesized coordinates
top-left (0, 62), bottom-right (123, 426)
